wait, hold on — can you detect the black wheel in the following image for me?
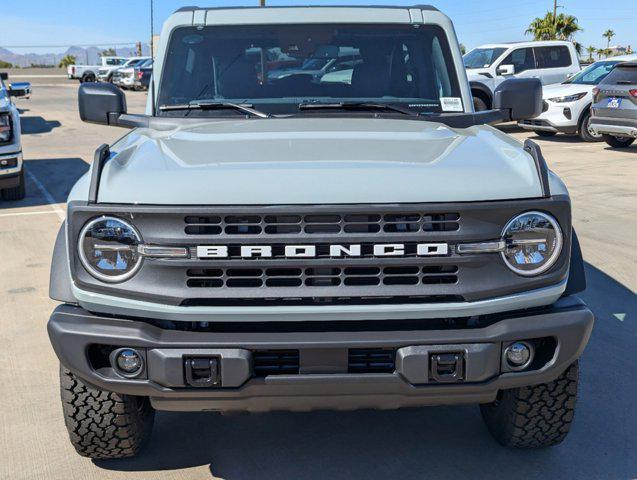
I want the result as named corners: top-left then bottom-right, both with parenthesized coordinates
top-left (603, 134), bottom-right (635, 148)
top-left (578, 111), bottom-right (602, 142)
top-left (60, 366), bottom-right (155, 459)
top-left (1, 170), bottom-right (26, 201)
top-left (480, 361), bottom-right (579, 448)
top-left (472, 96), bottom-right (488, 112)
top-left (534, 130), bottom-right (557, 138)
top-left (81, 73), bottom-right (96, 83)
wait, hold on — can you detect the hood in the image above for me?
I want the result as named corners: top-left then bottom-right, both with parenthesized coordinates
top-left (542, 82), bottom-right (593, 99)
top-left (96, 118), bottom-right (543, 205)
top-left (466, 70), bottom-right (491, 80)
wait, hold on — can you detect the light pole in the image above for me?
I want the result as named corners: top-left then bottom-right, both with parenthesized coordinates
top-left (150, 0), bottom-right (155, 58)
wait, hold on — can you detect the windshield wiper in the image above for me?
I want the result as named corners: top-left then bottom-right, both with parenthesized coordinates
top-left (298, 102), bottom-right (417, 116)
top-left (159, 101), bottom-right (270, 118)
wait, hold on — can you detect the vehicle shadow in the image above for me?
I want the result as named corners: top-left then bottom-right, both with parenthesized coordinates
top-left (19, 115), bottom-right (61, 134)
top-left (0, 158), bottom-right (88, 210)
top-left (94, 263), bottom-right (637, 479)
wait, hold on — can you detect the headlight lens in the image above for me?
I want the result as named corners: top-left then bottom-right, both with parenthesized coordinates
top-left (78, 217), bottom-right (142, 282)
top-left (0, 113), bottom-right (12, 143)
top-left (501, 212), bottom-right (563, 276)
top-left (547, 92), bottom-right (587, 103)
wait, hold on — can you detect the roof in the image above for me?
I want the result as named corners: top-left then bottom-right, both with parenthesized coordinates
top-left (174, 4), bottom-right (439, 13)
top-left (476, 40), bottom-right (575, 48)
top-left (616, 61), bottom-right (637, 67)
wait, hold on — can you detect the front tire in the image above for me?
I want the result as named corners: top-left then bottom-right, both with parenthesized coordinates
top-left (480, 361), bottom-right (579, 448)
top-left (1, 170), bottom-right (26, 201)
top-left (603, 134), bottom-right (635, 148)
top-left (60, 366), bottom-right (155, 459)
top-left (578, 111), bottom-right (602, 142)
top-left (472, 96), bottom-right (488, 112)
top-left (534, 130), bottom-right (557, 138)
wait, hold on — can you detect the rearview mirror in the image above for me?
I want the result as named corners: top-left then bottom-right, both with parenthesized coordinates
top-left (493, 78), bottom-right (542, 121)
top-left (79, 82), bottom-right (127, 126)
top-left (497, 64), bottom-right (515, 76)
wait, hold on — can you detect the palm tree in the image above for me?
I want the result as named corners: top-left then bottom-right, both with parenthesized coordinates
top-left (596, 48), bottom-right (609, 60)
top-left (603, 29), bottom-right (615, 49)
top-left (526, 12), bottom-right (582, 42)
top-left (58, 55), bottom-right (76, 69)
top-left (586, 46), bottom-right (596, 63)
top-left (101, 48), bottom-right (117, 57)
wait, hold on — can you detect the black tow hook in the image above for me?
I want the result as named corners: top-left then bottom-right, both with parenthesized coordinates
top-left (184, 357), bottom-right (220, 387)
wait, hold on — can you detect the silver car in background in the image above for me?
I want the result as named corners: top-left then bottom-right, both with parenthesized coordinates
top-left (590, 61), bottom-right (637, 148)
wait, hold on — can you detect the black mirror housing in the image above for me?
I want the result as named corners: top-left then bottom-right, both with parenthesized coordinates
top-left (493, 78), bottom-right (542, 121)
top-left (78, 82), bottom-right (127, 126)
top-left (0, 72), bottom-right (7, 81)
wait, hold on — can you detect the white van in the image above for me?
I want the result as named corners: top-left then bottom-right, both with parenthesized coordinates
top-left (464, 40), bottom-right (580, 110)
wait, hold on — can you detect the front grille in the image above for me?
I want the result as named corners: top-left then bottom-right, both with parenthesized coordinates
top-left (185, 212), bottom-right (459, 236)
top-left (348, 348), bottom-right (396, 373)
top-left (253, 350), bottom-right (299, 376)
top-left (186, 265), bottom-right (458, 289)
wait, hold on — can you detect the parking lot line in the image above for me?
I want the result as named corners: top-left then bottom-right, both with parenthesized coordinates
top-left (25, 168), bottom-right (66, 220)
top-left (0, 210), bottom-right (61, 218)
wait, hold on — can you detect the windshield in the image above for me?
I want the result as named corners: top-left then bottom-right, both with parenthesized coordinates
top-left (158, 24), bottom-right (462, 116)
top-left (564, 61), bottom-right (621, 85)
top-left (463, 47), bottom-right (506, 69)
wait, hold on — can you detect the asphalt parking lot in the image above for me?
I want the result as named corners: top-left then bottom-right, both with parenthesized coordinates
top-left (0, 81), bottom-right (635, 480)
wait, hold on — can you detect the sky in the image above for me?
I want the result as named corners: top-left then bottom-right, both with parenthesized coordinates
top-left (1, 0), bottom-right (636, 54)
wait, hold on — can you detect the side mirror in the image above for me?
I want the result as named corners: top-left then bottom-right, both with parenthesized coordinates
top-left (78, 82), bottom-right (127, 126)
top-left (8, 82), bottom-right (31, 98)
top-left (496, 64), bottom-right (515, 76)
top-left (0, 72), bottom-right (7, 81)
top-left (493, 78), bottom-right (542, 121)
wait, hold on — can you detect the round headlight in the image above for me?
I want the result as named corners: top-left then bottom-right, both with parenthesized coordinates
top-left (501, 211), bottom-right (563, 276)
top-left (78, 216), bottom-right (142, 283)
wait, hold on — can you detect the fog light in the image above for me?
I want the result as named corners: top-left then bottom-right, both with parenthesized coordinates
top-left (111, 348), bottom-right (143, 377)
top-left (504, 342), bottom-right (534, 370)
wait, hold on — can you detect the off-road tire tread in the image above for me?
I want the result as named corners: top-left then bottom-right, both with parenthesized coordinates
top-left (480, 361), bottom-right (579, 448)
top-left (60, 366), bottom-right (154, 459)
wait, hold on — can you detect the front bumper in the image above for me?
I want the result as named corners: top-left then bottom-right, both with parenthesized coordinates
top-left (0, 151), bottom-right (22, 188)
top-left (48, 296), bottom-right (593, 412)
top-left (590, 116), bottom-right (637, 138)
top-left (518, 101), bottom-right (582, 134)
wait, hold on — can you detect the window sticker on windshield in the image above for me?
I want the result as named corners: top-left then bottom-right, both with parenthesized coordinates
top-left (440, 97), bottom-right (463, 112)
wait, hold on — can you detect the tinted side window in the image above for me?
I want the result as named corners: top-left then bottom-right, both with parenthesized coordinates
top-left (535, 46), bottom-right (571, 68)
top-left (501, 48), bottom-right (535, 73)
top-left (600, 65), bottom-right (637, 85)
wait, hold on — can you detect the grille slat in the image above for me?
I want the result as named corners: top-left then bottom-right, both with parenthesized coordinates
top-left (348, 348), bottom-right (396, 373)
top-left (185, 212), bottom-right (459, 236)
top-left (187, 265), bottom-right (458, 289)
top-left (253, 350), bottom-right (300, 376)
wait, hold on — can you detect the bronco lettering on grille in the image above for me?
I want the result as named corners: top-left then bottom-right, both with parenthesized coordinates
top-left (196, 243), bottom-right (449, 259)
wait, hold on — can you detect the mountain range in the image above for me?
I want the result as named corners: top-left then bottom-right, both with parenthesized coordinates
top-left (0, 44), bottom-right (151, 67)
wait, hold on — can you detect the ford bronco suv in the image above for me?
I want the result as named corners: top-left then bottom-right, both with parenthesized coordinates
top-left (48, 5), bottom-right (593, 459)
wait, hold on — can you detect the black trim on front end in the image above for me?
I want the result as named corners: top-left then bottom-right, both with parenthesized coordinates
top-left (47, 296), bottom-right (594, 412)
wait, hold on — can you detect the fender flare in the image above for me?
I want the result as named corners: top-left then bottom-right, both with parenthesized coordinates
top-left (564, 229), bottom-right (587, 295)
top-left (49, 222), bottom-right (76, 304)
top-left (469, 81), bottom-right (493, 108)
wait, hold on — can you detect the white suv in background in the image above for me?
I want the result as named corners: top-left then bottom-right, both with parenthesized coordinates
top-left (519, 54), bottom-right (637, 141)
top-left (464, 40), bottom-right (580, 111)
